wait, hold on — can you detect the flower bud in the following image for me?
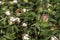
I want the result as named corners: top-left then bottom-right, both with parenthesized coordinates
top-left (41, 13), bottom-right (48, 22)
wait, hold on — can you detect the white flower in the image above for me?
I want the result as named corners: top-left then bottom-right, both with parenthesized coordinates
top-left (23, 34), bottom-right (29, 40)
top-left (13, 0), bottom-right (17, 3)
top-left (22, 8), bottom-right (29, 12)
top-left (22, 8), bottom-right (27, 12)
top-left (10, 17), bottom-right (21, 22)
top-left (10, 17), bottom-right (16, 22)
top-left (51, 36), bottom-right (58, 40)
top-left (16, 18), bottom-right (20, 23)
top-left (8, 17), bottom-right (20, 25)
top-left (22, 23), bottom-right (27, 27)
top-left (0, 1), bottom-right (2, 4)
top-left (5, 10), bottom-right (11, 16)
top-left (8, 17), bottom-right (16, 25)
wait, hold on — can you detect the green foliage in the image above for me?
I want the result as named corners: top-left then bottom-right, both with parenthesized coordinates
top-left (0, 0), bottom-right (60, 40)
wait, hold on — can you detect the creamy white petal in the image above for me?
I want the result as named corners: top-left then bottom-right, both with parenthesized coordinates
top-left (51, 36), bottom-right (58, 40)
top-left (5, 10), bottom-right (11, 16)
top-left (22, 23), bottom-right (27, 27)
top-left (13, 0), bottom-right (17, 3)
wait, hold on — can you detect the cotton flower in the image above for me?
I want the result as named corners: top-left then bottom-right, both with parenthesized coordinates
top-left (22, 8), bottom-right (27, 12)
top-left (13, 0), bottom-right (17, 3)
top-left (10, 17), bottom-right (21, 22)
top-left (22, 23), bottom-right (27, 27)
top-left (22, 8), bottom-right (29, 12)
top-left (10, 17), bottom-right (16, 22)
top-left (16, 17), bottom-right (21, 23)
top-left (5, 10), bottom-right (11, 16)
top-left (51, 36), bottom-right (58, 40)
top-left (8, 17), bottom-right (15, 25)
top-left (23, 34), bottom-right (29, 40)
top-left (8, 17), bottom-right (20, 25)
top-left (0, 1), bottom-right (2, 4)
